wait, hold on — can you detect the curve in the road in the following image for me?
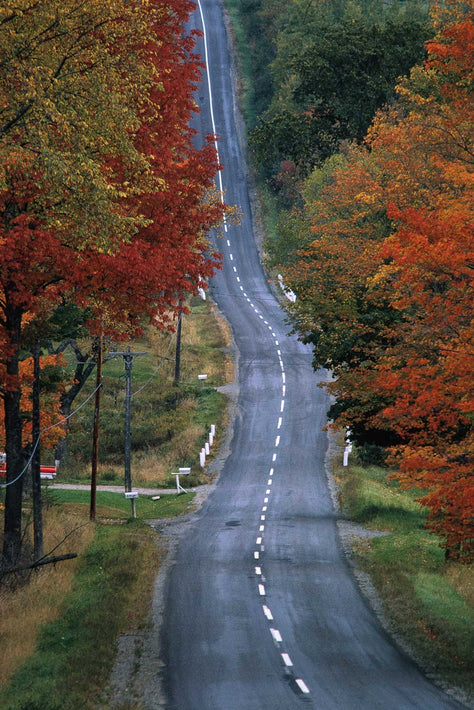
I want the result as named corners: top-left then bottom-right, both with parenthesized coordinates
top-left (198, 0), bottom-right (312, 693)
top-left (160, 2), bottom-right (469, 709)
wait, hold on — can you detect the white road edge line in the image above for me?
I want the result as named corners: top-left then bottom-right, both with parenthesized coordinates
top-left (197, 0), bottom-right (226, 221)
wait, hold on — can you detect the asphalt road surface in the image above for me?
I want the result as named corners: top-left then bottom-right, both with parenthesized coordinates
top-left (162, 2), bottom-right (466, 708)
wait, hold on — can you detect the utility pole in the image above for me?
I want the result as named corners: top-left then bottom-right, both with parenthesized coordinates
top-left (114, 347), bottom-right (146, 516)
top-left (32, 342), bottom-right (44, 561)
top-left (174, 311), bottom-right (182, 385)
top-left (90, 335), bottom-right (103, 521)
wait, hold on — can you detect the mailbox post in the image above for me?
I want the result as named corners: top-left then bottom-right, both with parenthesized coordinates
top-left (174, 467), bottom-right (190, 494)
top-left (124, 490), bottom-right (139, 518)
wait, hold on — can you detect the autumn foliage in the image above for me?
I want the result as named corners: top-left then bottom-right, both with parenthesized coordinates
top-left (284, 5), bottom-right (474, 560)
top-left (0, 0), bottom-right (225, 569)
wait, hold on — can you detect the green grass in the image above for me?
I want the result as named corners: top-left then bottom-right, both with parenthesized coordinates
top-left (341, 464), bottom-right (425, 534)
top-left (1, 521), bottom-right (160, 710)
top-left (56, 296), bottom-right (230, 487)
top-left (46, 489), bottom-right (195, 520)
top-left (222, 0), bottom-right (261, 129)
top-left (336, 456), bottom-right (474, 698)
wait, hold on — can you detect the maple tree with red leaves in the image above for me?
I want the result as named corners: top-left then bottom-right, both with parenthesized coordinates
top-left (0, 0), bottom-right (225, 572)
top-left (283, 4), bottom-right (473, 560)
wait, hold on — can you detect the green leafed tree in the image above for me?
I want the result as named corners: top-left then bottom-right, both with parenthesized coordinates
top-left (250, 9), bottom-right (430, 183)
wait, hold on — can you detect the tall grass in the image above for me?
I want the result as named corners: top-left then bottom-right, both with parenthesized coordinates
top-left (60, 297), bottom-right (232, 488)
top-left (335, 455), bottom-right (474, 698)
top-left (0, 507), bottom-right (95, 688)
top-left (1, 517), bottom-right (160, 710)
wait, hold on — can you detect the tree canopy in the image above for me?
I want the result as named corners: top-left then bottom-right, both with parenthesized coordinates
top-left (281, 6), bottom-right (474, 560)
top-left (0, 0), bottom-right (225, 572)
top-left (249, 0), bottom-right (430, 182)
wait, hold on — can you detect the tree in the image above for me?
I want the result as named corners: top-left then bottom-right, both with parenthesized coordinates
top-left (1, 0), bottom-right (225, 572)
top-left (250, 9), bottom-right (430, 183)
top-left (282, 4), bottom-right (474, 558)
top-left (283, 145), bottom-right (401, 453)
top-left (292, 19), bottom-right (430, 142)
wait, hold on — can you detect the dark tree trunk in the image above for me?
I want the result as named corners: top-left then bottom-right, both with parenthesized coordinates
top-left (53, 340), bottom-right (97, 463)
top-left (1, 301), bottom-right (25, 575)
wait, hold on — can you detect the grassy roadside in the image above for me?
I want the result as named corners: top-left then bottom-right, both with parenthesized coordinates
top-left (222, 0), bottom-right (273, 130)
top-left (48, 488), bottom-right (195, 521)
top-left (334, 454), bottom-right (474, 700)
top-left (61, 296), bottom-right (232, 488)
top-left (1, 515), bottom-right (163, 710)
top-left (0, 296), bottom-right (233, 708)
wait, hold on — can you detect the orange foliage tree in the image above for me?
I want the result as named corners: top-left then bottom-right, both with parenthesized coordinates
top-left (284, 4), bottom-right (474, 559)
top-left (0, 0), bottom-right (225, 571)
top-left (0, 353), bottom-right (66, 457)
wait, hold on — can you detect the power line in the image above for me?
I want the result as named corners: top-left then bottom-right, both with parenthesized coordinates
top-left (131, 331), bottom-right (176, 398)
top-left (0, 384), bottom-right (102, 488)
top-left (1, 333), bottom-right (181, 488)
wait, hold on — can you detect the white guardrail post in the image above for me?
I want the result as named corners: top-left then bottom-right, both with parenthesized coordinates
top-left (343, 427), bottom-right (352, 466)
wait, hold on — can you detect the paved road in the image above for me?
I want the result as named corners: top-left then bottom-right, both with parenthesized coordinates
top-left (161, 2), bottom-right (466, 708)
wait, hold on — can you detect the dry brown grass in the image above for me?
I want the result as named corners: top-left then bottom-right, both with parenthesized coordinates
top-left (444, 562), bottom-right (474, 606)
top-left (129, 455), bottom-right (168, 485)
top-left (166, 423), bottom-right (207, 461)
top-left (131, 423), bottom-right (206, 486)
top-left (0, 506), bottom-right (95, 687)
top-left (179, 299), bottom-right (233, 385)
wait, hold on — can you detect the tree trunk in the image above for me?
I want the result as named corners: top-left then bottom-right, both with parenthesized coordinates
top-left (54, 340), bottom-right (97, 463)
top-left (1, 302), bottom-right (25, 575)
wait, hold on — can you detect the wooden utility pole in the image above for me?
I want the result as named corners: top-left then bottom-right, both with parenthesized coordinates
top-left (174, 311), bottom-right (182, 385)
top-left (113, 347), bottom-right (146, 515)
top-left (124, 348), bottom-right (133, 493)
top-left (90, 335), bottom-right (103, 521)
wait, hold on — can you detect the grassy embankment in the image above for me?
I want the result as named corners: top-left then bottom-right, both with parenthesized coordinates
top-left (222, 0), bottom-right (286, 276)
top-left (334, 453), bottom-right (474, 699)
top-left (0, 296), bottom-right (232, 709)
top-left (63, 296), bottom-right (232, 488)
top-left (0, 511), bottom-right (163, 710)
